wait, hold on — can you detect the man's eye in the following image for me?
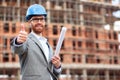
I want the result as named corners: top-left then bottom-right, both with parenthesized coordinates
top-left (33, 18), bottom-right (39, 20)
top-left (33, 18), bottom-right (44, 20)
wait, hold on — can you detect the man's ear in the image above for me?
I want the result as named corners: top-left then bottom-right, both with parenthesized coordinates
top-left (30, 22), bottom-right (32, 27)
top-left (28, 20), bottom-right (32, 28)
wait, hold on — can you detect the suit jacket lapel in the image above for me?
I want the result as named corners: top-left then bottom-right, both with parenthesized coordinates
top-left (28, 33), bottom-right (48, 64)
top-left (46, 42), bottom-right (53, 61)
top-left (28, 33), bottom-right (58, 80)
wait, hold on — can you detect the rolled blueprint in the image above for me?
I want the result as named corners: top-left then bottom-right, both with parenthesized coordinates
top-left (54, 27), bottom-right (67, 55)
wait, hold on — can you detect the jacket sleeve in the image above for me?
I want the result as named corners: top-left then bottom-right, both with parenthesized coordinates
top-left (53, 66), bottom-right (62, 77)
top-left (10, 37), bottom-right (27, 56)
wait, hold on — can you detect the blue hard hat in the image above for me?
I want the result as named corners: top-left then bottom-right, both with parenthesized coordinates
top-left (26, 4), bottom-right (47, 21)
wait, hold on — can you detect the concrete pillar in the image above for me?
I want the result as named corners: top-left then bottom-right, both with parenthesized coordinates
top-left (74, 74), bottom-right (79, 80)
top-left (105, 70), bottom-right (109, 80)
top-left (12, 7), bottom-right (15, 22)
top-left (82, 54), bottom-right (86, 64)
top-left (82, 69), bottom-right (87, 80)
top-left (3, 7), bottom-right (6, 22)
top-left (17, 0), bottom-right (20, 22)
top-left (79, 4), bottom-right (84, 26)
top-left (17, 0), bottom-right (20, 8)
top-left (101, 7), bottom-right (106, 28)
top-left (46, 1), bottom-right (51, 24)
top-left (0, 54), bottom-right (2, 62)
top-left (64, 1), bottom-right (67, 24)
top-left (16, 69), bottom-right (20, 80)
top-left (66, 68), bottom-right (70, 80)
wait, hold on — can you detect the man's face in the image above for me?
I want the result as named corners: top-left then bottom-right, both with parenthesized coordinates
top-left (29, 15), bottom-right (46, 34)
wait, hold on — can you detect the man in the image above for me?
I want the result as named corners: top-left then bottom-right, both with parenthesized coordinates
top-left (11, 4), bottom-right (62, 80)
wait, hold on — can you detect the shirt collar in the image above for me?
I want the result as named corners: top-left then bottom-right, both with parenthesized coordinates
top-left (31, 31), bottom-right (47, 42)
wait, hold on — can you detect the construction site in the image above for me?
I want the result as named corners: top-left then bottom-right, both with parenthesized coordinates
top-left (0, 0), bottom-right (120, 80)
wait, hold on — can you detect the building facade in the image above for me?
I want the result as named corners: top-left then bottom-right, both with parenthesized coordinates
top-left (0, 0), bottom-right (120, 80)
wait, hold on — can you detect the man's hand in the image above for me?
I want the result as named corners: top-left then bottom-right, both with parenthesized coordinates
top-left (17, 24), bottom-right (28, 44)
top-left (51, 55), bottom-right (61, 69)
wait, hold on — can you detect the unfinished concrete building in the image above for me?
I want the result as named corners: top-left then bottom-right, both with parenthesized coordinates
top-left (0, 0), bottom-right (120, 80)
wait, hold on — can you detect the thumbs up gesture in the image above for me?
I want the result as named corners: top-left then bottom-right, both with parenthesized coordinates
top-left (17, 23), bottom-right (28, 44)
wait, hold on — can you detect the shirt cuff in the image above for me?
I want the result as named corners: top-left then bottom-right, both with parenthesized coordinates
top-left (13, 37), bottom-right (23, 47)
top-left (54, 66), bottom-right (62, 73)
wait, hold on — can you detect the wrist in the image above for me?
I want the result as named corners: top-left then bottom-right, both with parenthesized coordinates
top-left (55, 65), bottom-right (61, 69)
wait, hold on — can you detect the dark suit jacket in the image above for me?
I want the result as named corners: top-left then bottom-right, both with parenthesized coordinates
top-left (11, 33), bottom-right (61, 80)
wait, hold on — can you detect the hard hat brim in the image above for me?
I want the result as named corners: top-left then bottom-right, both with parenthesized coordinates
top-left (26, 14), bottom-right (47, 21)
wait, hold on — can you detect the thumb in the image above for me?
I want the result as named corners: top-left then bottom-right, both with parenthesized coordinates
top-left (21, 23), bottom-right (25, 32)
